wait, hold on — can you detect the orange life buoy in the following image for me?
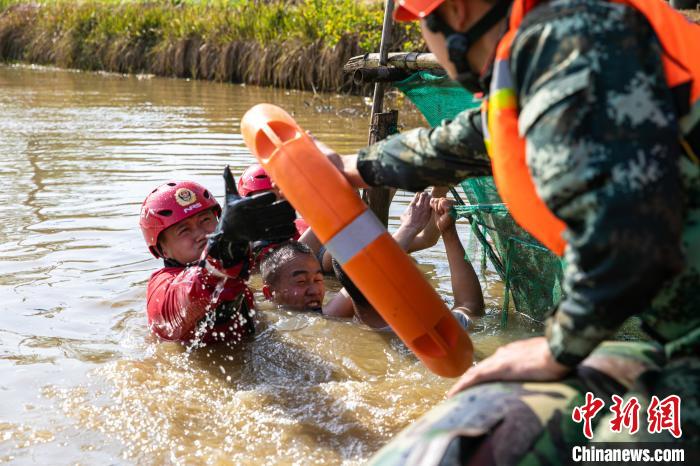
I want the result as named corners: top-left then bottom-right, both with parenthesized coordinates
top-left (241, 103), bottom-right (474, 377)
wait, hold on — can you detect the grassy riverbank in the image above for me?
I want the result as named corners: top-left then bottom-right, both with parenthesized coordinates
top-left (0, 0), bottom-right (423, 92)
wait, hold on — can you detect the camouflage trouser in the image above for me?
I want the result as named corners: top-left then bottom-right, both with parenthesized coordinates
top-left (370, 341), bottom-right (700, 466)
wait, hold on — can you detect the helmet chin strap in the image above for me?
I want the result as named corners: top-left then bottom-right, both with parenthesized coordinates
top-left (426, 0), bottom-right (512, 93)
top-left (163, 257), bottom-right (185, 268)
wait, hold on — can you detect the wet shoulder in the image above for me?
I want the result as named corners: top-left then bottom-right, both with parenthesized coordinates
top-left (147, 266), bottom-right (184, 293)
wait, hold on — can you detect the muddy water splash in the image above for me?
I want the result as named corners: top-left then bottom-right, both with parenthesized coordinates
top-left (0, 64), bottom-right (540, 464)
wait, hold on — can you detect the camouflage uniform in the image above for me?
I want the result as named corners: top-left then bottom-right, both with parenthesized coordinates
top-left (358, 0), bottom-right (700, 463)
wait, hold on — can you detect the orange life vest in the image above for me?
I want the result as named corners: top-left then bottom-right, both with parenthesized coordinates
top-left (483, 0), bottom-right (700, 256)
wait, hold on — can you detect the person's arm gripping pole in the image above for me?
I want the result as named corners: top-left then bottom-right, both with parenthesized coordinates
top-left (434, 198), bottom-right (485, 317)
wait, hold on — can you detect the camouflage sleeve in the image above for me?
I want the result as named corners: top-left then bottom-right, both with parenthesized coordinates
top-left (512, 0), bottom-right (685, 366)
top-left (356, 107), bottom-right (492, 191)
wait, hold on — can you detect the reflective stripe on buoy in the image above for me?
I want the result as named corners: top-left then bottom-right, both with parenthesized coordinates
top-left (325, 209), bottom-right (385, 265)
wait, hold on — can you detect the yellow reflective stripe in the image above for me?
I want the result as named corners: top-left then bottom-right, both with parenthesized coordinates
top-left (482, 101), bottom-right (493, 158)
top-left (484, 138), bottom-right (493, 158)
top-left (486, 58), bottom-right (516, 158)
top-left (485, 90), bottom-right (517, 158)
top-left (490, 88), bottom-right (517, 111)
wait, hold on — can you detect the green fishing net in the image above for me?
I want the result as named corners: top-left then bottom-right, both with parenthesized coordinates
top-left (395, 71), bottom-right (565, 322)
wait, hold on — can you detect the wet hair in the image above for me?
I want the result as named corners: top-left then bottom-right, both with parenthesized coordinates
top-left (331, 258), bottom-right (373, 312)
top-left (261, 240), bottom-right (314, 286)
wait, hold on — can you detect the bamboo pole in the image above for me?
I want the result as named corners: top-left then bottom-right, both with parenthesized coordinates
top-left (344, 52), bottom-right (443, 75)
top-left (370, 0), bottom-right (394, 118)
top-left (363, 0), bottom-right (397, 227)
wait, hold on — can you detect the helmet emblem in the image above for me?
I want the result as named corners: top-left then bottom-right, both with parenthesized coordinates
top-left (175, 188), bottom-right (197, 206)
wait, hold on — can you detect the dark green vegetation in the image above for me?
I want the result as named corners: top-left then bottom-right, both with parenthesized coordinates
top-left (0, 0), bottom-right (423, 92)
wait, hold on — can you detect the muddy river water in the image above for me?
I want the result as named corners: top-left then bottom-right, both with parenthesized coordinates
top-left (0, 64), bottom-right (541, 465)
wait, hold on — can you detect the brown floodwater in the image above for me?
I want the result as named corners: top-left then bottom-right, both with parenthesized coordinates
top-left (0, 64), bottom-right (541, 465)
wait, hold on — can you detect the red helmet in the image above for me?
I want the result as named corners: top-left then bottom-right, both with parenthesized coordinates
top-left (237, 164), bottom-right (273, 197)
top-left (393, 0), bottom-right (445, 21)
top-left (139, 180), bottom-right (221, 258)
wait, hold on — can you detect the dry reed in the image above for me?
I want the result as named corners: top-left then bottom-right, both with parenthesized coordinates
top-left (0, 0), bottom-right (422, 93)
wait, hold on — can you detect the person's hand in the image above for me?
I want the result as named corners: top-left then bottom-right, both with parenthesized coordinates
top-left (400, 191), bottom-right (433, 233)
top-left (447, 336), bottom-right (571, 397)
top-left (307, 131), bottom-right (369, 188)
top-left (207, 166), bottom-right (296, 267)
top-left (269, 179), bottom-right (285, 200)
top-left (430, 197), bottom-right (457, 233)
top-left (307, 130), bottom-right (342, 170)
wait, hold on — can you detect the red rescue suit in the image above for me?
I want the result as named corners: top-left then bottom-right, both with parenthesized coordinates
top-left (146, 255), bottom-right (254, 343)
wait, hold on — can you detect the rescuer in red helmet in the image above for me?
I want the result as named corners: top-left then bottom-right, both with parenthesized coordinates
top-left (139, 167), bottom-right (296, 344)
top-left (237, 163), bottom-right (276, 198)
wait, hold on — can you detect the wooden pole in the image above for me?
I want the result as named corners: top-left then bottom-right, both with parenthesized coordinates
top-left (370, 0), bottom-right (394, 118)
top-left (363, 0), bottom-right (396, 227)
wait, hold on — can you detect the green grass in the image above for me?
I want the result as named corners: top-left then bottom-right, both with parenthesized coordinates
top-left (0, 1), bottom-right (424, 91)
top-left (16, 0), bottom-right (389, 49)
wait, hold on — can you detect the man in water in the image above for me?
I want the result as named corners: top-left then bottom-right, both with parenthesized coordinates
top-left (262, 192), bottom-right (484, 330)
top-left (139, 166), bottom-right (296, 344)
top-left (260, 240), bottom-right (353, 317)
